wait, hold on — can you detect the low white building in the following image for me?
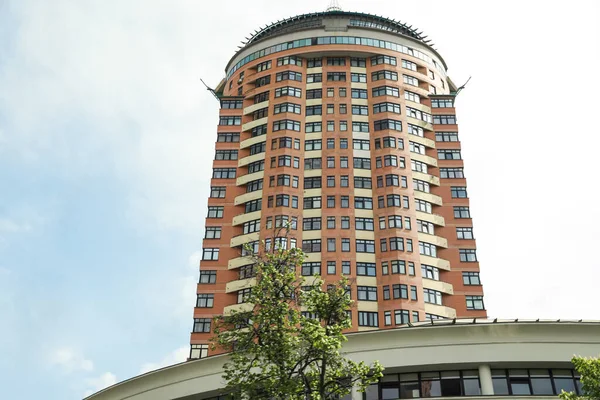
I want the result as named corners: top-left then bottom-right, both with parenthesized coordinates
top-left (86, 319), bottom-right (600, 400)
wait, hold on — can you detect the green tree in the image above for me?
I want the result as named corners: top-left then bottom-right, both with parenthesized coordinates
top-left (559, 356), bottom-right (600, 400)
top-left (212, 243), bottom-right (383, 399)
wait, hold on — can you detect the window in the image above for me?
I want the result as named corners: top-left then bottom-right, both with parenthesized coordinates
top-left (433, 115), bottom-right (457, 124)
top-left (340, 196), bottom-right (349, 208)
top-left (237, 288), bottom-right (252, 303)
top-left (256, 60), bottom-right (271, 72)
top-left (301, 262), bottom-right (321, 275)
top-left (457, 227), bottom-right (474, 239)
top-left (354, 197), bottom-right (373, 210)
top-left (404, 90), bottom-right (421, 103)
top-left (371, 70), bottom-right (398, 81)
top-left (419, 242), bottom-right (437, 258)
top-left (217, 133), bottom-right (240, 142)
top-left (355, 218), bottom-right (374, 231)
top-left (277, 155), bottom-right (292, 167)
top-left (327, 88), bottom-right (334, 97)
top-left (210, 186), bottom-right (226, 198)
top-left (327, 57), bottom-right (346, 66)
top-left (254, 75), bottom-right (271, 87)
top-left (389, 237), bottom-right (404, 251)
top-left (463, 272), bottom-right (481, 285)
top-left (204, 227), bottom-right (221, 239)
top-left (242, 219), bottom-right (260, 234)
top-left (249, 142), bottom-right (266, 155)
top-left (196, 294), bottom-right (214, 308)
top-left (460, 249), bottom-right (478, 262)
top-left (415, 199), bottom-right (432, 214)
top-left (372, 86), bottom-right (400, 97)
top-left (356, 239), bottom-right (375, 253)
top-left (304, 177), bottom-right (321, 189)
top-left (371, 55), bottom-right (397, 66)
top-left (342, 261), bottom-right (351, 275)
top-left (341, 238), bottom-right (350, 252)
top-left (424, 288), bottom-right (442, 305)
top-left (411, 160), bottom-right (428, 174)
top-left (351, 88), bottom-right (368, 99)
top-left (193, 318), bottom-right (211, 333)
top-left (354, 176), bottom-right (371, 189)
top-left (327, 72), bottom-right (346, 81)
top-left (221, 99), bottom-right (243, 109)
top-left (454, 206), bottom-right (471, 218)
top-left (215, 150), bottom-right (238, 160)
top-left (253, 90), bottom-right (269, 104)
top-left (274, 86), bottom-right (302, 98)
top-left (273, 119), bottom-right (300, 132)
top-left (276, 71), bottom-right (302, 82)
top-left (392, 284), bottom-right (408, 299)
top-left (431, 98), bottom-right (454, 108)
top-left (374, 119), bottom-right (402, 131)
top-left (352, 122), bottom-right (369, 132)
top-left (246, 179), bottom-right (263, 193)
top-left (422, 265), bottom-right (440, 280)
top-left (304, 158), bottom-right (322, 170)
top-left (388, 215), bottom-right (403, 229)
top-left (340, 157), bottom-right (348, 168)
top-left (353, 157), bottom-right (371, 170)
top-left (274, 102), bottom-right (301, 114)
top-left (277, 56), bottom-right (302, 66)
top-left (466, 295), bottom-right (485, 310)
top-left (326, 238), bottom-right (336, 252)
top-left (351, 73), bottom-right (367, 83)
top-left (407, 124), bottom-right (424, 137)
top-left (244, 199), bottom-right (261, 213)
top-left (417, 220), bottom-right (434, 235)
top-left (351, 57), bottom-right (366, 67)
top-left (403, 74), bottom-right (419, 86)
top-left (339, 104), bottom-right (347, 114)
top-left (357, 262), bottom-right (376, 276)
top-left (274, 194), bottom-right (290, 207)
top-left (306, 89), bottom-right (323, 99)
top-left (413, 179), bottom-right (430, 193)
top-left (305, 139), bottom-right (322, 151)
top-left (406, 107), bottom-right (432, 123)
top-left (340, 121), bottom-right (348, 131)
top-left (436, 132), bottom-right (459, 142)
top-left (358, 311), bottom-right (378, 327)
top-left (438, 149), bottom-right (462, 160)
top-left (305, 122), bottom-right (322, 133)
top-left (373, 102), bottom-right (401, 114)
top-left (251, 124), bottom-right (268, 137)
top-left (212, 168), bottom-right (236, 179)
top-left (440, 167), bottom-right (465, 178)
top-left (451, 186), bottom-right (468, 198)
top-left (207, 206), bottom-right (224, 219)
top-left (199, 270), bottom-right (217, 284)
top-left (394, 310), bottom-right (410, 325)
top-left (387, 194), bottom-right (401, 207)
top-left (327, 176), bottom-right (335, 187)
top-left (219, 116), bottom-right (241, 126)
top-left (305, 105), bottom-right (322, 116)
top-left (202, 248), bottom-right (219, 261)
top-left (385, 174), bottom-right (400, 186)
top-left (303, 196), bottom-right (322, 209)
top-left (401, 59), bottom-right (417, 71)
top-left (307, 58), bottom-right (322, 68)
top-left (357, 286), bottom-right (377, 301)
top-left (352, 105), bottom-right (369, 116)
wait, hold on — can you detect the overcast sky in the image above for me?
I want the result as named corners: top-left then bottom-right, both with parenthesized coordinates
top-left (0, 0), bottom-right (598, 398)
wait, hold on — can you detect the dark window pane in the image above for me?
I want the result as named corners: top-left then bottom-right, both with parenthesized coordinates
top-left (463, 378), bottom-right (481, 395)
top-left (531, 378), bottom-right (554, 395)
top-left (554, 378), bottom-right (575, 394)
top-left (440, 379), bottom-right (461, 396)
top-left (510, 378), bottom-right (531, 395)
top-left (421, 380), bottom-right (441, 397)
top-left (400, 382), bottom-right (420, 398)
top-left (381, 387), bottom-right (400, 399)
top-left (492, 378), bottom-right (509, 395)
top-left (365, 384), bottom-right (379, 400)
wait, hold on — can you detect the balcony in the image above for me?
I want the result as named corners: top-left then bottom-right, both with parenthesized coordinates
top-left (241, 116), bottom-right (268, 132)
top-left (423, 279), bottom-right (454, 295)
top-left (411, 153), bottom-right (438, 167)
top-left (234, 190), bottom-right (262, 206)
top-left (230, 231), bottom-right (260, 248)
top-left (236, 171), bottom-right (264, 186)
top-left (424, 303), bottom-right (457, 319)
top-left (406, 116), bottom-right (433, 132)
top-left (239, 134), bottom-right (266, 150)
top-left (414, 191), bottom-right (443, 206)
top-left (409, 133), bottom-right (436, 149)
top-left (228, 255), bottom-right (254, 270)
top-left (413, 171), bottom-right (440, 186)
top-left (419, 255), bottom-right (450, 271)
top-left (243, 100), bottom-right (269, 115)
top-left (238, 152), bottom-right (265, 167)
top-left (225, 277), bottom-right (257, 293)
top-left (418, 232), bottom-right (448, 248)
top-left (416, 211), bottom-right (445, 227)
top-left (232, 211), bottom-right (262, 226)
top-left (224, 303), bottom-right (254, 315)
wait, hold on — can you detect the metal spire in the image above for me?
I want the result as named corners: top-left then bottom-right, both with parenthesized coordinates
top-left (326, 0), bottom-right (342, 12)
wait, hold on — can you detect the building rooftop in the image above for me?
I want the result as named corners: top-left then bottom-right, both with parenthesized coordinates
top-left (243, 10), bottom-right (433, 48)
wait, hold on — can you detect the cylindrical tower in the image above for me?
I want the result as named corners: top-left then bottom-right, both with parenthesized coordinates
top-left (190, 10), bottom-right (485, 360)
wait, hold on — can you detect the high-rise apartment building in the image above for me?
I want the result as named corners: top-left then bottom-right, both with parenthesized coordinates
top-left (190, 9), bottom-right (485, 360)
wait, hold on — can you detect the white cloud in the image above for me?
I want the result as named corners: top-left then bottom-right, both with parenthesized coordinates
top-left (139, 346), bottom-right (188, 375)
top-left (0, 218), bottom-right (32, 233)
top-left (83, 372), bottom-right (118, 398)
top-left (49, 348), bottom-right (94, 373)
top-left (188, 251), bottom-right (202, 269)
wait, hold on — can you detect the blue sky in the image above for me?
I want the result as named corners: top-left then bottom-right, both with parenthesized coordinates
top-left (1, 0), bottom-right (599, 399)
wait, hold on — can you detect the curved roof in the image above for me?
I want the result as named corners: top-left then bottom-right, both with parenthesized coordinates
top-left (244, 10), bottom-right (433, 47)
